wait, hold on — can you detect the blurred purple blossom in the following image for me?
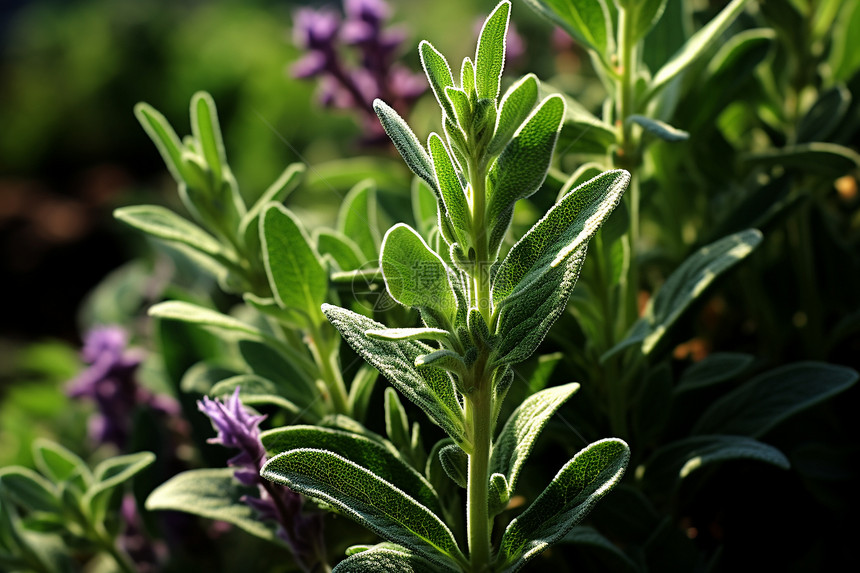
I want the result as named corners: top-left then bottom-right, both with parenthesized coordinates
top-left (198, 389), bottom-right (326, 572)
top-left (67, 325), bottom-right (179, 449)
top-left (290, 0), bottom-right (426, 143)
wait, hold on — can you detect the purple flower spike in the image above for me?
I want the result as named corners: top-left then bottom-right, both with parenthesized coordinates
top-left (293, 8), bottom-right (341, 51)
top-left (345, 0), bottom-right (390, 27)
top-left (197, 389), bottom-right (327, 572)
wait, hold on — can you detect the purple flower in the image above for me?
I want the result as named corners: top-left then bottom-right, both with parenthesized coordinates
top-left (68, 325), bottom-right (178, 448)
top-left (293, 8), bottom-right (341, 51)
top-left (197, 389), bottom-right (326, 572)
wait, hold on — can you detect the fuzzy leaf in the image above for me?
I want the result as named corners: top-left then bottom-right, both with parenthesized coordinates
top-left (374, 100), bottom-right (437, 191)
top-left (261, 203), bottom-right (327, 324)
top-left (497, 438), bottom-right (630, 572)
top-left (0, 467), bottom-right (59, 513)
top-left (240, 163), bottom-right (305, 256)
top-left (146, 468), bottom-right (284, 545)
top-left (337, 180), bottom-right (382, 262)
top-left (475, 1), bottom-right (511, 102)
top-left (675, 352), bottom-right (754, 394)
top-left (438, 444), bottom-right (468, 489)
top-left (523, 0), bottom-right (612, 58)
top-left (149, 301), bottom-right (275, 344)
top-left (381, 224), bottom-right (457, 321)
top-left (134, 102), bottom-right (189, 183)
top-left (492, 170), bottom-right (630, 364)
top-left (488, 473), bottom-right (511, 515)
top-left (627, 115), bottom-right (689, 142)
top-left (490, 383), bottom-right (580, 500)
top-left (489, 74), bottom-right (540, 155)
top-left (385, 388), bottom-right (413, 453)
top-left (415, 350), bottom-right (467, 378)
top-left (641, 435), bottom-right (790, 492)
top-left (461, 58), bottom-right (476, 97)
top-left (349, 364), bottom-right (380, 422)
top-left (262, 449), bottom-right (465, 568)
top-left (366, 327), bottom-right (451, 343)
top-left (316, 229), bottom-right (366, 272)
top-left (646, 0), bottom-right (751, 100)
top-left (693, 362), bottom-right (858, 438)
top-left (261, 425), bottom-right (442, 516)
top-left (428, 134), bottom-right (471, 242)
top-left (604, 229), bottom-right (762, 359)
top-left (190, 92), bottom-right (227, 183)
top-left (322, 305), bottom-right (465, 444)
top-left (114, 205), bottom-right (224, 257)
top-left (444, 87), bottom-right (472, 134)
top-left (334, 543), bottom-right (458, 572)
top-left (419, 41), bottom-right (457, 122)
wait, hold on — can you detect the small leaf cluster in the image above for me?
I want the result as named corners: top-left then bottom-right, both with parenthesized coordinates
top-left (0, 440), bottom-right (153, 573)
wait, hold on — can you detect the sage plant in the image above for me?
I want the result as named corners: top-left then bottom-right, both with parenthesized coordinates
top-left (262, 3), bottom-right (630, 571)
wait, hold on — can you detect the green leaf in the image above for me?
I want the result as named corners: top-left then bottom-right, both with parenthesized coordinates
top-left (0, 467), bottom-right (59, 513)
top-left (32, 440), bottom-right (91, 491)
top-left (605, 229), bottom-right (763, 359)
top-left (475, 1), bottom-right (511, 102)
top-left (797, 85), bottom-right (852, 142)
top-left (461, 58), bottom-right (476, 98)
top-left (374, 99), bottom-right (437, 191)
top-left (134, 102), bottom-right (189, 183)
top-left (492, 170), bottom-right (630, 364)
top-left (322, 305), bottom-right (465, 444)
top-left (243, 292), bottom-right (309, 328)
top-left (630, 0), bottom-right (668, 43)
top-left (419, 41), bottom-right (457, 122)
top-left (428, 134), bottom-right (471, 243)
top-left (239, 163), bottom-right (305, 257)
top-left (444, 87), bottom-right (472, 134)
top-left (646, 0), bottom-right (751, 101)
top-left (261, 203), bottom-right (328, 325)
top-left (317, 229), bottom-right (366, 272)
top-left (742, 142), bottom-right (860, 178)
top-left (84, 452), bottom-right (155, 521)
top-left (337, 180), bottom-right (382, 262)
top-left (114, 205), bottom-right (224, 258)
top-left (261, 425), bottom-right (442, 516)
top-left (415, 350), bottom-right (467, 379)
top-left (627, 115), bottom-right (689, 142)
top-left (209, 375), bottom-right (305, 419)
top-left (412, 177), bottom-right (439, 240)
top-left (497, 438), bottom-right (630, 572)
top-left (380, 224), bottom-right (457, 321)
top-left (675, 352), bottom-right (754, 394)
top-left (385, 388), bottom-right (412, 454)
top-left (641, 435), bottom-right (789, 492)
top-left (487, 95), bottom-right (566, 248)
top-left (148, 301), bottom-right (275, 343)
top-left (523, 0), bottom-right (612, 59)
top-left (488, 74), bottom-right (540, 156)
top-left (366, 327), bottom-right (451, 343)
top-left (349, 364), bottom-right (380, 423)
top-left (559, 526), bottom-right (641, 573)
top-left (334, 543), bottom-right (458, 572)
top-left (145, 468), bottom-right (284, 545)
top-left (262, 449), bottom-right (466, 569)
top-left (555, 92), bottom-right (617, 156)
top-left (490, 383), bottom-right (580, 505)
top-left (438, 444), bottom-right (468, 489)
top-left (190, 92), bottom-right (227, 183)
top-left (693, 362), bottom-right (859, 438)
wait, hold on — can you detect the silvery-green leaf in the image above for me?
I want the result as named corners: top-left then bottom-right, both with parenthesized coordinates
top-left (646, 0), bottom-right (751, 101)
top-left (334, 542), bottom-right (459, 573)
top-left (490, 383), bottom-right (580, 505)
top-left (428, 134), bottom-right (471, 243)
top-left (146, 468), bottom-right (284, 545)
top-left (261, 425), bottom-right (442, 516)
top-left (239, 162), bottom-right (305, 258)
top-left (261, 203), bottom-right (327, 325)
top-left (439, 444), bottom-right (468, 489)
top-left (0, 467), bottom-right (59, 513)
top-left (373, 99), bottom-right (437, 191)
top-left (149, 301), bottom-right (278, 346)
top-left (419, 41), bottom-right (457, 121)
top-left (380, 224), bottom-right (457, 322)
top-left (674, 352), bottom-right (754, 394)
top-left (262, 449), bottom-right (466, 569)
top-left (492, 170), bottom-right (630, 364)
top-left (488, 472), bottom-right (511, 515)
top-left (322, 305), bottom-right (465, 444)
top-left (604, 229), bottom-right (762, 359)
top-left (190, 92), bottom-right (227, 184)
top-left (415, 350), bottom-right (467, 379)
top-left (627, 115), bottom-right (689, 142)
top-left (209, 374), bottom-right (305, 419)
top-left (522, 0), bottom-right (612, 59)
top-left (366, 327), bottom-right (451, 343)
top-left (385, 388), bottom-right (412, 454)
top-left (693, 362), bottom-right (858, 438)
top-left (114, 205), bottom-right (224, 259)
top-left (488, 74), bottom-right (540, 156)
top-left (742, 142), bottom-right (860, 178)
top-left (497, 438), bottom-right (630, 572)
top-left (316, 229), bottom-right (366, 272)
top-left (337, 179), bottom-right (381, 262)
top-left (474, 1), bottom-right (510, 102)
top-left (487, 95), bottom-right (566, 236)
top-left (444, 87), bottom-right (472, 134)
top-left (32, 439), bottom-right (92, 492)
top-left (641, 435), bottom-right (789, 492)
top-left (134, 102), bottom-right (190, 184)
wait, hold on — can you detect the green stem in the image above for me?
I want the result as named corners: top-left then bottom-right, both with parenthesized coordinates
top-left (465, 383), bottom-right (493, 572)
top-left (470, 155), bottom-right (492, 323)
top-left (308, 323), bottom-right (351, 416)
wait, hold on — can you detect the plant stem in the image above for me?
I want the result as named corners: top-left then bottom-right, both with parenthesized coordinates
top-left (465, 382), bottom-right (492, 572)
top-left (308, 324), bottom-right (351, 416)
top-left (470, 154), bottom-right (492, 323)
